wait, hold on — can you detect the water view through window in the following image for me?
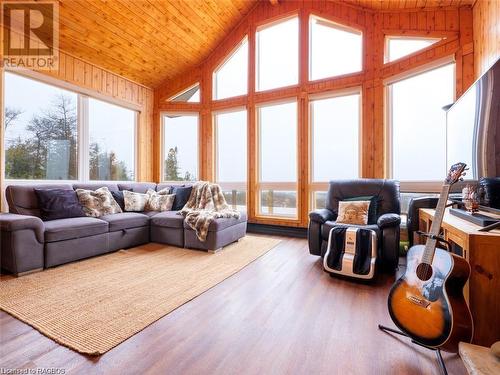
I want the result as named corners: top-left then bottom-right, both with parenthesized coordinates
top-left (215, 109), bottom-right (247, 210)
top-left (258, 101), bottom-right (297, 217)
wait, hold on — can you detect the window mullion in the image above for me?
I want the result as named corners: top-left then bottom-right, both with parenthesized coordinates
top-left (78, 95), bottom-right (89, 182)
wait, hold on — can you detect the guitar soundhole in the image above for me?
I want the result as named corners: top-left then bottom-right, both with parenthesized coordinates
top-left (416, 263), bottom-right (433, 281)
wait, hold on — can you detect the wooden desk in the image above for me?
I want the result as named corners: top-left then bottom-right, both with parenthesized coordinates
top-left (418, 208), bottom-right (500, 347)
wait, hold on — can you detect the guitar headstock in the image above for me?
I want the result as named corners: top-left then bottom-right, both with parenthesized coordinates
top-left (445, 162), bottom-right (467, 185)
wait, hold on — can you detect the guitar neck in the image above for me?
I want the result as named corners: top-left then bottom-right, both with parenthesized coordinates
top-left (422, 184), bottom-right (452, 264)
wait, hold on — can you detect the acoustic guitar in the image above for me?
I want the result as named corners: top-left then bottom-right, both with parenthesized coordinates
top-left (388, 162), bottom-right (473, 353)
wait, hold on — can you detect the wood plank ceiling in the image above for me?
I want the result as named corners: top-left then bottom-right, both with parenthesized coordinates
top-left (341, 0), bottom-right (475, 10)
top-left (58, 0), bottom-right (258, 87)
top-left (57, 0), bottom-right (475, 88)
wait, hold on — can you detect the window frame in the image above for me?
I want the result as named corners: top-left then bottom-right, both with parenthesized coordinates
top-left (2, 69), bottom-right (139, 184)
top-left (384, 35), bottom-right (441, 64)
top-left (308, 87), bottom-right (363, 209)
top-left (213, 106), bottom-right (248, 209)
top-left (308, 14), bottom-right (364, 82)
top-left (255, 98), bottom-right (300, 220)
top-left (385, 57), bottom-right (456, 193)
top-left (212, 36), bottom-right (249, 101)
top-left (160, 111), bottom-right (201, 183)
top-left (167, 82), bottom-right (201, 103)
top-left (255, 15), bottom-right (300, 93)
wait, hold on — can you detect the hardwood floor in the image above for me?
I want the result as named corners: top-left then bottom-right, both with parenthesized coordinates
top-left (0, 236), bottom-right (466, 375)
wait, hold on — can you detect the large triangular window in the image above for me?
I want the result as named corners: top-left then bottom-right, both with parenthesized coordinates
top-left (213, 37), bottom-right (248, 100)
top-left (168, 83), bottom-right (200, 103)
top-left (309, 15), bottom-right (362, 81)
top-left (386, 37), bottom-right (441, 63)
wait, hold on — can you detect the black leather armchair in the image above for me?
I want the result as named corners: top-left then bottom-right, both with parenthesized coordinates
top-left (308, 179), bottom-right (401, 271)
top-left (406, 196), bottom-right (439, 247)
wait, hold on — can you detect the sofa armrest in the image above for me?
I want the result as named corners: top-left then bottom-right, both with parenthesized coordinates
top-left (0, 213), bottom-right (44, 243)
top-left (309, 208), bottom-right (335, 224)
top-left (377, 213), bottom-right (401, 229)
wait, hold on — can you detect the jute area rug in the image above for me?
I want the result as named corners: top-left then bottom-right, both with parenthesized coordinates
top-left (0, 235), bottom-right (280, 355)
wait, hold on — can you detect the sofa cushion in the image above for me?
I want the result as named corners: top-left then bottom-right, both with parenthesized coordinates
top-left (321, 221), bottom-right (380, 241)
top-left (150, 211), bottom-right (184, 228)
top-left (156, 183), bottom-right (182, 192)
top-left (141, 211), bottom-right (160, 218)
top-left (111, 190), bottom-right (126, 211)
top-left (183, 211), bottom-right (247, 232)
top-left (145, 189), bottom-right (175, 211)
top-left (172, 186), bottom-right (193, 211)
top-left (6, 184), bottom-right (73, 217)
top-left (76, 187), bottom-right (122, 217)
top-left (34, 188), bottom-right (85, 221)
top-left (72, 183), bottom-right (119, 192)
top-left (100, 212), bottom-right (149, 232)
top-left (118, 183), bottom-right (157, 194)
top-left (44, 217), bottom-right (108, 242)
top-left (123, 190), bottom-right (149, 212)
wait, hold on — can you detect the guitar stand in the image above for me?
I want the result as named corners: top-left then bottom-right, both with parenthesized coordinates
top-left (378, 325), bottom-right (448, 375)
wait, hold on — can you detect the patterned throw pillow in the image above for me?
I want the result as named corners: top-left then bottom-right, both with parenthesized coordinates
top-left (123, 190), bottom-right (149, 212)
top-left (75, 187), bottom-right (122, 218)
top-left (336, 200), bottom-right (370, 225)
top-left (144, 189), bottom-right (175, 211)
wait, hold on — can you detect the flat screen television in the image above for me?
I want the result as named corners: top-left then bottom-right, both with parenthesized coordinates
top-left (446, 57), bottom-right (500, 213)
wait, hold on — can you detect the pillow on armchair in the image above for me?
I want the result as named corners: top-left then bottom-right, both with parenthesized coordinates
top-left (344, 196), bottom-right (378, 224)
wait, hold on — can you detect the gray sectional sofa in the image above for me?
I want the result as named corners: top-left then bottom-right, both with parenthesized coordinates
top-left (0, 182), bottom-right (247, 276)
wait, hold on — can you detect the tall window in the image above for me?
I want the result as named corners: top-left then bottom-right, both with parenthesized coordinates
top-left (389, 63), bottom-right (455, 181)
top-left (446, 84), bottom-right (477, 178)
top-left (309, 16), bottom-right (362, 81)
top-left (257, 101), bottom-right (297, 218)
top-left (310, 92), bottom-right (360, 208)
top-left (168, 84), bottom-right (200, 103)
top-left (386, 37), bottom-right (440, 63)
top-left (213, 38), bottom-right (248, 100)
top-left (162, 114), bottom-right (199, 181)
top-left (256, 17), bottom-right (299, 92)
top-left (214, 109), bottom-right (247, 210)
top-left (4, 72), bottom-right (78, 180)
top-left (89, 98), bottom-right (136, 181)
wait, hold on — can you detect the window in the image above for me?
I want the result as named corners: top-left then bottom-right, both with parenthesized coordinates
top-left (446, 84), bottom-right (477, 178)
top-left (389, 63), bottom-right (455, 181)
top-left (162, 114), bottom-right (199, 181)
top-left (310, 92), bottom-right (360, 181)
top-left (213, 38), bottom-right (248, 100)
top-left (257, 101), bottom-right (297, 217)
top-left (214, 109), bottom-right (247, 210)
top-left (310, 16), bottom-right (362, 81)
top-left (4, 72), bottom-right (78, 180)
top-left (168, 84), bottom-right (200, 103)
top-left (4, 72), bottom-right (138, 182)
top-left (312, 191), bottom-right (328, 210)
top-left (256, 17), bottom-right (299, 92)
top-left (89, 98), bottom-right (136, 181)
top-left (386, 37), bottom-right (440, 63)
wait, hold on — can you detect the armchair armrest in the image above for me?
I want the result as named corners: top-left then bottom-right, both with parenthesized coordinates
top-left (377, 213), bottom-right (401, 229)
top-left (309, 208), bottom-right (335, 224)
top-left (0, 213), bottom-right (44, 243)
